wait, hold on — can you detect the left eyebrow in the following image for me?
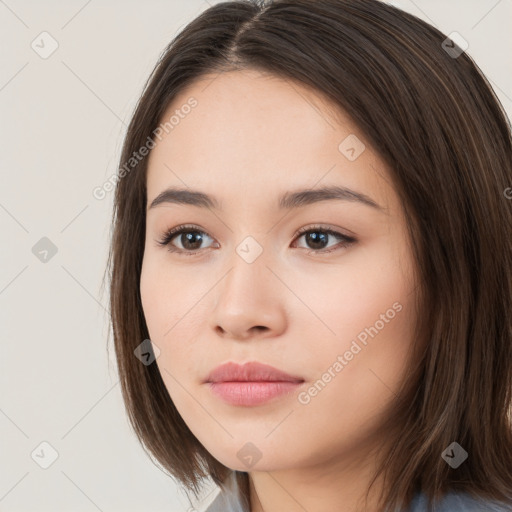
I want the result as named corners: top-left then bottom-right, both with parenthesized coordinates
top-left (147, 185), bottom-right (384, 212)
top-left (278, 186), bottom-right (383, 211)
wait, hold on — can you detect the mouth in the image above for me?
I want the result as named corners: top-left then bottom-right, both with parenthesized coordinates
top-left (204, 361), bottom-right (305, 407)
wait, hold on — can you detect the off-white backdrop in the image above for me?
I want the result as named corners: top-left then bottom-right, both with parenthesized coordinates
top-left (1, 1), bottom-right (511, 511)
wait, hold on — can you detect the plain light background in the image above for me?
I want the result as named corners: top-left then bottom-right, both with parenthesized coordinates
top-left (1, 1), bottom-right (511, 511)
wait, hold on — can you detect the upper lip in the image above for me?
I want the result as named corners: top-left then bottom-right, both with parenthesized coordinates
top-left (205, 361), bottom-right (304, 383)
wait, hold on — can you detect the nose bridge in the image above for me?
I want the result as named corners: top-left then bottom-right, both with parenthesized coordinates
top-left (223, 233), bottom-right (274, 303)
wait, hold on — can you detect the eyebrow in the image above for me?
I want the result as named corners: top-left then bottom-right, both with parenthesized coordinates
top-left (147, 185), bottom-right (383, 211)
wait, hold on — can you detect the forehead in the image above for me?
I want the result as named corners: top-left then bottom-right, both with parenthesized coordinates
top-left (146, 69), bottom-right (394, 213)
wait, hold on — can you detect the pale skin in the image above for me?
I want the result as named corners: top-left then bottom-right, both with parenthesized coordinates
top-left (140, 69), bottom-right (418, 512)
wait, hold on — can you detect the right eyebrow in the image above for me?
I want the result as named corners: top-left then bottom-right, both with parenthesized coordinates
top-left (148, 188), bottom-right (219, 211)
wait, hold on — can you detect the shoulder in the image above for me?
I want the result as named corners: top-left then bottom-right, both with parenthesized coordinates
top-left (201, 476), bottom-right (512, 512)
top-left (408, 490), bottom-right (512, 512)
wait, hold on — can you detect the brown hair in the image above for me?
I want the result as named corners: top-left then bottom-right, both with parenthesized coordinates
top-left (106, 0), bottom-right (512, 510)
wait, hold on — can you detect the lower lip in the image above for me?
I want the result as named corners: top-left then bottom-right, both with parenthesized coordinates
top-left (207, 381), bottom-right (303, 406)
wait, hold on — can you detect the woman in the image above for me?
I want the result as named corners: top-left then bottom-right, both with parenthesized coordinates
top-left (107, 0), bottom-right (512, 510)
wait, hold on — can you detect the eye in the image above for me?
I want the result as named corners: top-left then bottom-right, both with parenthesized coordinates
top-left (292, 225), bottom-right (356, 254)
top-left (156, 224), bottom-right (357, 256)
top-left (156, 224), bottom-right (217, 256)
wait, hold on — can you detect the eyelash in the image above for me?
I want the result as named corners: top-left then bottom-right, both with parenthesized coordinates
top-left (156, 224), bottom-right (357, 257)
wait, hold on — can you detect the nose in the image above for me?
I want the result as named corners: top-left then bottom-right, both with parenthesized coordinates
top-left (210, 249), bottom-right (288, 341)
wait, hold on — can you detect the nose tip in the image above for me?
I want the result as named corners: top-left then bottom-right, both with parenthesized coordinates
top-left (210, 254), bottom-right (288, 341)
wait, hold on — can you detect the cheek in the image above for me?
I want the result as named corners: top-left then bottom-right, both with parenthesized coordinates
top-left (139, 252), bottom-right (211, 386)
top-left (288, 277), bottom-right (415, 460)
top-left (290, 237), bottom-right (414, 343)
top-left (140, 251), bottom-right (203, 341)
top-left (291, 240), bottom-right (416, 407)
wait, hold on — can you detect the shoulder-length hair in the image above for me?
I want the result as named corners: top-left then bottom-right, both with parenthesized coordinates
top-left (106, 0), bottom-right (512, 510)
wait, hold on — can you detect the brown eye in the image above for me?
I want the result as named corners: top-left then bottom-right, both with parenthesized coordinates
top-left (157, 225), bottom-right (216, 255)
top-left (293, 226), bottom-right (356, 254)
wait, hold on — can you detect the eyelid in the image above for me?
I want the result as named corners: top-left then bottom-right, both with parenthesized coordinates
top-left (293, 223), bottom-right (356, 240)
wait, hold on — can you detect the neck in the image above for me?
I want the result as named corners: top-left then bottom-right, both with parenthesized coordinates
top-left (248, 444), bottom-right (386, 512)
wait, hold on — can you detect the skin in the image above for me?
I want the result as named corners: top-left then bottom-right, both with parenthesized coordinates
top-left (140, 69), bottom-right (418, 512)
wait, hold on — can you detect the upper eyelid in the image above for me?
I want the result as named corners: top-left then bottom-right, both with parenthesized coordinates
top-left (163, 224), bottom-right (353, 238)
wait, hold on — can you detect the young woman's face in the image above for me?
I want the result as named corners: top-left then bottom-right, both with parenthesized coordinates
top-left (140, 69), bottom-right (418, 473)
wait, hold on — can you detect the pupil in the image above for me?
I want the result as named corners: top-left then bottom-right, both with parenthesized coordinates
top-left (307, 231), bottom-right (327, 249)
top-left (182, 232), bottom-right (202, 250)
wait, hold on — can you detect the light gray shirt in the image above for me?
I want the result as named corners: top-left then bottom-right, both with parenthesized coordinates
top-left (204, 471), bottom-right (512, 512)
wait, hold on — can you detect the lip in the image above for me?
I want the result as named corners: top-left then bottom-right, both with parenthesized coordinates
top-left (204, 362), bottom-right (304, 407)
top-left (205, 361), bottom-right (304, 384)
